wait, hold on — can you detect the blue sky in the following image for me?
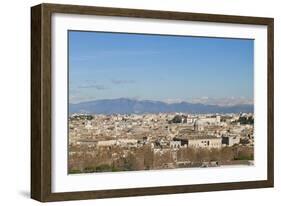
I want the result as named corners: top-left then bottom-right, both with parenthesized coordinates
top-left (69, 31), bottom-right (254, 104)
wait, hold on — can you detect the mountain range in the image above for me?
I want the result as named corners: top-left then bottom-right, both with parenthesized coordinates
top-left (69, 98), bottom-right (253, 115)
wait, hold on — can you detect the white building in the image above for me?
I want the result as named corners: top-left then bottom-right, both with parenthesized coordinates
top-left (187, 136), bottom-right (222, 148)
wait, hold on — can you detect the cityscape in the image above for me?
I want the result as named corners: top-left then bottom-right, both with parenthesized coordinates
top-left (68, 111), bottom-right (254, 173)
top-left (68, 31), bottom-right (254, 173)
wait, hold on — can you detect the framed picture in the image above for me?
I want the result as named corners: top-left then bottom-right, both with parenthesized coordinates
top-left (31, 3), bottom-right (274, 202)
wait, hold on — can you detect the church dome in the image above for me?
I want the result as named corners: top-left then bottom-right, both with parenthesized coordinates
top-left (194, 119), bottom-right (203, 126)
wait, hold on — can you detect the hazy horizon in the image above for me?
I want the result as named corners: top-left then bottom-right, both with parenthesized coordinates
top-left (69, 97), bottom-right (253, 107)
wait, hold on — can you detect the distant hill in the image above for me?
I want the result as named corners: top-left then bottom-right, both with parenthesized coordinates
top-left (69, 98), bottom-right (253, 115)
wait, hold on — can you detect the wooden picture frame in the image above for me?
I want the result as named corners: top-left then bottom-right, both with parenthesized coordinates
top-left (31, 3), bottom-right (274, 202)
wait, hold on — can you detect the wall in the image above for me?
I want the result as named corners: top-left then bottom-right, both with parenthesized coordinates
top-left (0, 0), bottom-right (280, 205)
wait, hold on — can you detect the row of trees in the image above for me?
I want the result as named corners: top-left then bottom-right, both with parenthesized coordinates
top-left (236, 116), bottom-right (254, 125)
top-left (68, 145), bottom-right (254, 174)
top-left (177, 146), bottom-right (253, 162)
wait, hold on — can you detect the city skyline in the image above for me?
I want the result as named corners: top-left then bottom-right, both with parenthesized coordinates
top-left (69, 31), bottom-right (254, 105)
